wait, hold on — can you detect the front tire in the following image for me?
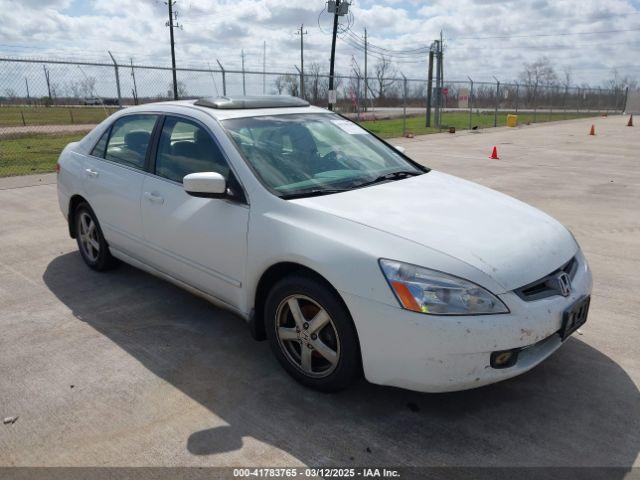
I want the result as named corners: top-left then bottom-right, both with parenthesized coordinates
top-left (74, 202), bottom-right (117, 271)
top-left (265, 274), bottom-right (361, 392)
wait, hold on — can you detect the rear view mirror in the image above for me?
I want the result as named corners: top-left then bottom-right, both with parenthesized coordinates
top-left (184, 172), bottom-right (227, 198)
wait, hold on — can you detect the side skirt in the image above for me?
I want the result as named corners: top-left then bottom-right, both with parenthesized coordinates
top-left (109, 247), bottom-right (249, 322)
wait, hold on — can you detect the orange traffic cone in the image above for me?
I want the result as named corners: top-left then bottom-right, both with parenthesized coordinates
top-left (628, 115), bottom-right (634, 127)
top-left (589, 125), bottom-right (595, 136)
top-left (489, 146), bottom-right (500, 160)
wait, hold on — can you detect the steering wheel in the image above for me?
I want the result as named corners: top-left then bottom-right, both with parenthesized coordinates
top-left (323, 149), bottom-right (363, 170)
top-left (253, 145), bottom-right (308, 182)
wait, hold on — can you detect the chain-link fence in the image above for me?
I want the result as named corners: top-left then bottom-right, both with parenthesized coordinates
top-left (0, 56), bottom-right (628, 178)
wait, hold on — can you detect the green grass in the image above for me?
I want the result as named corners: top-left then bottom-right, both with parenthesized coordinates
top-left (0, 110), bottom-right (600, 178)
top-left (0, 133), bottom-right (85, 177)
top-left (0, 106), bottom-right (118, 127)
top-left (358, 111), bottom-right (597, 138)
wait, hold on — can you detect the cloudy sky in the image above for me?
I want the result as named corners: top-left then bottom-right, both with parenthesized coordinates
top-left (1, 0), bottom-right (639, 86)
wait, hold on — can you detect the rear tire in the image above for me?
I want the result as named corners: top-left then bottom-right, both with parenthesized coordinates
top-left (74, 202), bottom-right (118, 271)
top-left (265, 274), bottom-right (361, 392)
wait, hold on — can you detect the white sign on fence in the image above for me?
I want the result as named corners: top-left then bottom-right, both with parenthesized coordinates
top-left (328, 90), bottom-right (337, 105)
top-left (458, 87), bottom-right (469, 109)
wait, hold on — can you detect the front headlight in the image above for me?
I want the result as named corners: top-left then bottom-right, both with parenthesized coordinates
top-left (379, 259), bottom-right (509, 315)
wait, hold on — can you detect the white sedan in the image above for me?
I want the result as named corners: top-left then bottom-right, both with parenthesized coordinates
top-left (56, 96), bottom-right (592, 392)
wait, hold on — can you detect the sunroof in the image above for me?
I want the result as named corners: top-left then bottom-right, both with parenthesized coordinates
top-left (194, 96), bottom-right (310, 109)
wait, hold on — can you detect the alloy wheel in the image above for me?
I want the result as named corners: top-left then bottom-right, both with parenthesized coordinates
top-left (78, 211), bottom-right (100, 262)
top-left (275, 294), bottom-right (340, 378)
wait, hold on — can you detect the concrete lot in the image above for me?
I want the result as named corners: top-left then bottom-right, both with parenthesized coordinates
top-left (0, 116), bottom-right (638, 470)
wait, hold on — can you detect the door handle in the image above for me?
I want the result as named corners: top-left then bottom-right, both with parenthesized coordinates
top-left (85, 168), bottom-right (99, 178)
top-left (144, 191), bottom-right (165, 204)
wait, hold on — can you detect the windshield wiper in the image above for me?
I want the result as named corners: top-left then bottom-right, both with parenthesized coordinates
top-left (352, 170), bottom-right (422, 189)
top-left (281, 171), bottom-right (423, 199)
top-left (281, 188), bottom-right (350, 200)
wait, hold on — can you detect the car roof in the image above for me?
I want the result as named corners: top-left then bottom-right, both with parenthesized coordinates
top-left (123, 96), bottom-right (330, 120)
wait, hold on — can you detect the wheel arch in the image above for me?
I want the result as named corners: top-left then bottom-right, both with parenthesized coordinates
top-left (250, 261), bottom-right (356, 345)
top-left (67, 194), bottom-right (90, 238)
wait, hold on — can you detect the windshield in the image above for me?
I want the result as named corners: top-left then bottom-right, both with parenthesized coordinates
top-left (222, 113), bottom-right (425, 198)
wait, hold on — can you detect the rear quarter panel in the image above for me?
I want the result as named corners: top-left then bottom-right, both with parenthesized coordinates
top-left (57, 144), bottom-right (87, 219)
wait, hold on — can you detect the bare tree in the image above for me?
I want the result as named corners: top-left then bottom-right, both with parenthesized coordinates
top-left (65, 77), bottom-right (97, 99)
top-left (374, 56), bottom-right (396, 100)
top-left (79, 76), bottom-right (97, 97)
top-left (177, 81), bottom-right (188, 98)
top-left (274, 75), bottom-right (287, 95)
top-left (307, 62), bottom-right (323, 103)
top-left (518, 56), bottom-right (558, 105)
top-left (319, 73), bottom-right (340, 100)
top-left (274, 74), bottom-right (299, 97)
top-left (167, 81), bottom-right (188, 99)
top-left (606, 68), bottom-right (638, 91)
top-left (410, 82), bottom-right (426, 102)
top-left (286, 75), bottom-right (300, 97)
top-left (562, 67), bottom-right (573, 87)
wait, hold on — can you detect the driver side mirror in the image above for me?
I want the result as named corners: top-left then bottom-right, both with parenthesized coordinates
top-left (184, 172), bottom-right (227, 199)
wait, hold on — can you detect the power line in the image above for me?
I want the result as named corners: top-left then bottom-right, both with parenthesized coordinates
top-left (444, 41), bottom-right (640, 52)
top-left (341, 26), bottom-right (640, 58)
top-left (339, 35), bottom-right (428, 63)
top-left (344, 31), bottom-right (430, 56)
top-left (448, 27), bottom-right (640, 41)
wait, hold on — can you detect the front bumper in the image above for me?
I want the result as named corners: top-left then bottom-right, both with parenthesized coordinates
top-left (341, 254), bottom-right (593, 393)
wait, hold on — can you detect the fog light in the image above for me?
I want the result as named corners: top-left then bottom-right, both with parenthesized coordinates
top-left (490, 349), bottom-right (519, 369)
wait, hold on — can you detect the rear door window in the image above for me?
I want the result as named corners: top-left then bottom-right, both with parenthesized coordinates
top-left (105, 115), bottom-right (158, 170)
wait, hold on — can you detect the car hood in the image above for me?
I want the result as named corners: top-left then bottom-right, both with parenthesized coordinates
top-left (291, 171), bottom-right (577, 292)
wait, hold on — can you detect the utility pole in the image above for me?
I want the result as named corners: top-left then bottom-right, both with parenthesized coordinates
top-left (165, 0), bottom-right (181, 100)
top-left (241, 49), bottom-right (246, 95)
top-left (492, 75), bottom-right (499, 128)
top-left (295, 65), bottom-right (303, 97)
top-left (426, 47), bottom-right (434, 127)
top-left (263, 41), bottom-right (266, 95)
top-left (328, 0), bottom-right (340, 111)
top-left (327, 0), bottom-right (350, 110)
top-left (467, 76), bottom-right (473, 130)
top-left (327, 1), bottom-right (351, 110)
top-left (43, 65), bottom-right (52, 101)
top-left (363, 28), bottom-right (368, 112)
top-left (130, 58), bottom-right (139, 105)
top-left (353, 69), bottom-right (361, 120)
top-left (402, 73), bottom-right (408, 137)
top-left (296, 24), bottom-right (308, 99)
top-left (433, 40), bottom-right (441, 128)
top-left (433, 34), bottom-right (444, 130)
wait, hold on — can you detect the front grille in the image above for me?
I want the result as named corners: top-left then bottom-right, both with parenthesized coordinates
top-left (515, 257), bottom-right (578, 301)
